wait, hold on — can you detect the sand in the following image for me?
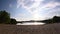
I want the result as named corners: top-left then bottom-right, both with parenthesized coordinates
top-left (0, 23), bottom-right (60, 34)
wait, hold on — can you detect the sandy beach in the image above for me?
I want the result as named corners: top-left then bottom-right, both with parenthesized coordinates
top-left (0, 23), bottom-right (60, 34)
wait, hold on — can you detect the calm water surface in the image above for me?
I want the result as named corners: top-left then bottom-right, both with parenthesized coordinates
top-left (16, 22), bottom-right (45, 25)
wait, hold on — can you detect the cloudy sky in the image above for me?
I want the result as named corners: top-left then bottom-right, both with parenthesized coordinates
top-left (0, 0), bottom-right (60, 21)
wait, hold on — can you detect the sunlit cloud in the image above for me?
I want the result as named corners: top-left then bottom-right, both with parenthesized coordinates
top-left (46, 8), bottom-right (60, 17)
top-left (44, 2), bottom-right (60, 17)
top-left (1, 0), bottom-right (60, 21)
top-left (17, 0), bottom-right (44, 20)
top-left (15, 17), bottom-right (32, 21)
top-left (38, 1), bottom-right (60, 19)
top-left (40, 2), bottom-right (60, 10)
top-left (14, 13), bottom-right (32, 21)
top-left (16, 0), bottom-right (60, 20)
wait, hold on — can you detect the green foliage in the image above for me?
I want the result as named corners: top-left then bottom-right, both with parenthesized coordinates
top-left (10, 18), bottom-right (17, 24)
top-left (0, 10), bottom-right (17, 24)
top-left (0, 10), bottom-right (10, 24)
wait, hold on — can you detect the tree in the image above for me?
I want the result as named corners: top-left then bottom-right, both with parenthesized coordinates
top-left (10, 18), bottom-right (17, 24)
top-left (0, 10), bottom-right (10, 24)
top-left (41, 16), bottom-right (60, 24)
top-left (52, 16), bottom-right (60, 23)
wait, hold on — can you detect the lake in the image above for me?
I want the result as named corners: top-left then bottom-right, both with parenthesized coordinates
top-left (16, 22), bottom-right (45, 25)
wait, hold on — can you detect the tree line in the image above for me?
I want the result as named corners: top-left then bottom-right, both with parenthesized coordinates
top-left (41, 16), bottom-right (60, 24)
top-left (0, 10), bottom-right (17, 24)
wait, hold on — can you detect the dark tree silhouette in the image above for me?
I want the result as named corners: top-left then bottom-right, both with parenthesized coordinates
top-left (41, 16), bottom-right (60, 24)
top-left (0, 10), bottom-right (10, 24)
top-left (52, 16), bottom-right (60, 23)
top-left (10, 18), bottom-right (17, 24)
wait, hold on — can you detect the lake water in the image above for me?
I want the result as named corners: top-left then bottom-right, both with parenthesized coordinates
top-left (16, 22), bottom-right (45, 25)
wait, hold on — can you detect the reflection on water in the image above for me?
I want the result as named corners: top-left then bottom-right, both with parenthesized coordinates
top-left (16, 22), bottom-right (45, 25)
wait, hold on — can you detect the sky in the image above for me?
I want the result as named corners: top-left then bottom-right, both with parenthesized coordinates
top-left (0, 0), bottom-right (60, 21)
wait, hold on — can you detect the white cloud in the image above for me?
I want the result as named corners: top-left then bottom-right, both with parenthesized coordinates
top-left (16, 0), bottom-right (60, 21)
top-left (15, 17), bottom-right (32, 21)
top-left (43, 7), bottom-right (60, 19)
top-left (39, 1), bottom-right (60, 19)
top-left (17, 13), bottom-right (26, 17)
top-left (47, 8), bottom-right (60, 15)
top-left (16, 0), bottom-right (45, 20)
top-left (40, 2), bottom-right (60, 10)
